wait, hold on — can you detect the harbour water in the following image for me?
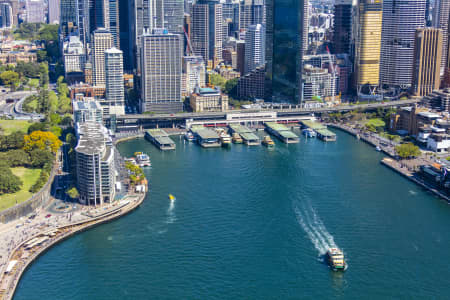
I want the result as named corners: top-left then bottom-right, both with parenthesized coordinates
top-left (14, 130), bottom-right (450, 299)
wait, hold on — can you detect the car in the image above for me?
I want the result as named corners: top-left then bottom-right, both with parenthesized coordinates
top-left (28, 214), bottom-right (36, 220)
top-left (45, 214), bottom-right (52, 218)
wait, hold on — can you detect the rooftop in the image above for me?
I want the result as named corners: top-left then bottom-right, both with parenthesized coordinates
top-left (192, 128), bottom-right (219, 139)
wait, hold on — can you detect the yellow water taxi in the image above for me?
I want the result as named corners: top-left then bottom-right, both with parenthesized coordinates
top-left (262, 136), bottom-right (275, 148)
top-left (168, 194), bottom-right (176, 201)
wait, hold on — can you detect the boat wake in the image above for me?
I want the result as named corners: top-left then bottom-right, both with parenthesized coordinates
top-left (293, 200), bottom-right (337, 256)
top-left (166, 197), bottom-right (176, 224)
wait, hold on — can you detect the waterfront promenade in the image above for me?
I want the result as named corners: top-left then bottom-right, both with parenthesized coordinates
top-left (0, 193), bottom-right (146, 300)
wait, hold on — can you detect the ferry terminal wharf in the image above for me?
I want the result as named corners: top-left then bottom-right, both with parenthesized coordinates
top-left (228, 124), bottom-right (260, 145)
top-left (145, 129), bottom-right (176, 150)
top-left (301, 121), bottom-right (337, 141)
top-left (190, 126), bottom-right (221, 148)
top-left (264, 122), bottom-right (300, 144)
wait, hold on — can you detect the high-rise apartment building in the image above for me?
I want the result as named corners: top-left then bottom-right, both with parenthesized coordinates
top-left (265, 0), bottom-right (307, 103)
top-left (104, 47), bottom-right (125, 115)
top-left (192, 0), bottom-right (223, 68)
top-left (48, 0), bottom-right (60, 24)
top-left (108, 0), bottom-right (120, 48)
top-left (140, 29), bottom-right (183, 113)
top-left (0, 3), bottom-right (12, 28)
top-left (353, 0), bottom-right (383, 93)
top-left (379, 0), bottom-right (426, 89)
top-left (75, 122), bottom-right (115, 206)
top-left (26, 0), bottom-right (45, 23)
top-left (92, 28), bottom-right (113, 87)
top-left (333, 0), bottom-right (355, 54)
top-left (434, 0), bottom-right (450, 77)
top-left (411, 28), bottom-right (442, 96)
top-left (244, 24), bottom-right (265, 74)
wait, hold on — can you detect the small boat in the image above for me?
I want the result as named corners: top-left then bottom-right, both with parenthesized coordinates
top-left (136, 153), bottom-right (151, 167)
top-left (134, 152), bottom-right (143, 156)
top-left (262, 135), bottom-right (275, 148)
top-left (220, 133), bottom-right (232, 147)
top-left (124, 157), bottom-right (137, 165)
top-left (302, 128), bottom-right (317, 138)
top-left (375, 146), bottom-right (382, 152)
top-left (232, 132), bottom-right (243, 144)
top-left (184, 131), bottom-right (195, 142)
top-left (326, 248), bottom-right (346, 271)
top-left (168, 194), bottom-right (176, 201)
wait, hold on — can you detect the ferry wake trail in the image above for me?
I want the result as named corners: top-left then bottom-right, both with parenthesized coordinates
top-left (167, 196), bottom-right (176, 224)
top-left (293, 199), bottom-right (337, 256)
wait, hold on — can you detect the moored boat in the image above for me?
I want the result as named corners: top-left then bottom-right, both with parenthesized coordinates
top-left (136, 153), bottom-right (151, 167)
top-left (326, 248), bottom-right (346, 271)
top-left (262, 135), bottom-right (275, 148)
top-left (376, 146), bottom-right (381, 152)
top-left (302, 128), bottom-right (317, 138)
top-left (184, 131), bottom-right (195, 142)
top-left (232, 132), bottom-right (243, 144)
top-left (220, 132), bottom-right (232, 147)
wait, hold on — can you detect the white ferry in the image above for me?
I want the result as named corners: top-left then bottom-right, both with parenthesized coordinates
top-left (326, 248), bottom-right (346, 271)
top-left (135, 153), bottom-right (151, 167)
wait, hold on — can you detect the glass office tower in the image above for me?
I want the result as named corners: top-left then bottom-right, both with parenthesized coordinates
top-left (265, 0), bottom-right (306, 104)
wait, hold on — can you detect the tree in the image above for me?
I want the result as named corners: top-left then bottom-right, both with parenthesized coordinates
top-left (48, 91), bottom-right (59, 112)
top-left (224, 78), bottom-right (238, 98)
top-left (0, 71), bottom-right (20, 90)
top-left (23, 130), bottom-right (62, 153)
top-left (65, 133), bottom-right (77, 148)
top-left (395, 143), bottom-right (421, 159)
top-left (208, 73), bottom-right (227, 89)
top-left (28, 122), bottom-right (50, 134)
top-left (0, 166), bottom-right (22, 195)
top-left (49, 112), bottom-right (61, 125)
top-left (29, 148), bottom-right (53, 168)
top-left (66, 187), bottom-right (79, 199)
top-left (0, 131), bottom-right (26, 151)
top-left (36, 50), bottom-right (47, 62)
top-left (3, 149), bottom-right (30, 167)
top-left (60, 115), bottom-right (72, 126)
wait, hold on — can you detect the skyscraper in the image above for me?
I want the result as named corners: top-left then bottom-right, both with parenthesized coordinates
top-left (119, 0), bottom-right (134, 71)
top-left (108, 0), bottom-right (120, 48)
top-left (77, 0), bottom-right (90, 45)
top-left (48, 0), bottom-right (60, 24)
top-left (333, 0), bottom-right (355, 54)
top-left (379, 0), bottom-right (426, 89)
top-left (244, 24), bottom-right (265, 74)
top-left (411, 28), bottom-right (442, 96)
top-left (0, 3), bottom-right (12, 28)
top-left (140, 29), bottom-right (182, 113)
top-left (265, 0), bottom-right (307, 103)
top-left (60, 0), bottom-right (78, 39)
top-left (353, 0), bottom-right (383, 93)
top-left (105, 48), bottom-right (125, 115)
top-left (92, 28), bottom-right (113, 87)
top-left (0, 0), bottom-right (18, 26)
top-left (26, 0), bottom-right (45, 23)
top-left (164, 0), bottom-right (184, 35)
top-left (434, 0), bottom-right (450, 77)
top-left (239, 0), bottom-right (265, 31)
top-left (89, 0), bottom-right (109, 33)
top-left (192, 0), bottom-right (223, 68)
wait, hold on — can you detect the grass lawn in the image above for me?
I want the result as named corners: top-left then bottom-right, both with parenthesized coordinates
top-left (366, 118), bottom-right (386, 128)
top-left (0, 120), bottom-right (34, 135)
top-left (0, 167), bottom-right (41, 211)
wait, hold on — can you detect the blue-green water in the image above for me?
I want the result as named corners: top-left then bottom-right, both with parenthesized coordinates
top-left (14, 130), bottom-right (450, 299)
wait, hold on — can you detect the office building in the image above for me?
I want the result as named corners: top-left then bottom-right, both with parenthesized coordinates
top-left (140, 29), bottom-right (183, 113)
top-left (333, 0), bottom-right (355, 54)
top-left (302, 65), bottom-right (336, 101)
top-left (434, 0), bottom-right (450, 77)
top-left (183, 56), bottom-right (206, 94)
top-left (192, 0), bottom-right (223, 68)
top-left (108, 0), bottom-right (120, 48)
top-left (89, 0), bottom-right (109, 33)
top-left (379, 0), bottom-right (426, 89)
top-left (48, 0), bottom-right (60, 24)
top-left (75, 122), bottom-right (115, 206)
top-left (26, 0), bottom-right (45, 23)
top-left (0, 3), bottom-right (12, 28)
top-left (237, 65), bottom-right (265, 100)
top-left (104, 47), bottom-right (125, 115)
top-left (92, 28), bottom-right (113, 87)
top-left (63, 35), bottom-right (86, 83)
top-left (119, 0), bottom-right (134, 71)
top-left (60, 0), bottom-right (78, 39)
top-left (0, 0), bottom-right (17, 25)
top-left (244, 23), bottom-right (265, 74)
top-left (190, 87), bottom-right (228, 112)
top-left (239, 0), bottom-right (265, 31)
top-left (354, 0), bottom-right (383, 93)
top-left (222, 0), bottom-right (240, 36)
top-left (265, 0), bottom-right (307, 103)
top-left (411, 28), bottom-right (442, 97)
top-left (164, 0), bottom-right (184, 35)
top-left (73, 100), bottom-right (103, 124)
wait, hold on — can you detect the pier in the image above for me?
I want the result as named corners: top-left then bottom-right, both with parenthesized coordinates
top-left (145, 129), bottom-right (176, 150)
top-left (301, 121), bottom-right (336, 142)
top-left (228, 124), bottom-right (260, 146)
top-left (191, 127), bottom-right (221, 148)
top-left (264, 122), bottom-right (299, 144)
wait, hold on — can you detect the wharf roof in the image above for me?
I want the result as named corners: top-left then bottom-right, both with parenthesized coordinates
top-left (240, 132), bottom-right (260, 141)
top-left (316, 128), bottom-right (336, 137)
top-left (155, 136), bottom-right (175, 145)
top-left (193, 128), bottom-right (219, 139)
top-left (229, 124), bottom-right (252, 133)
top-left (265, 122), bottom-right (299, 139)
top-left (301, 120), bottom-right (326, 130)
top-left (147, 129), bottom-right (169, 137)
